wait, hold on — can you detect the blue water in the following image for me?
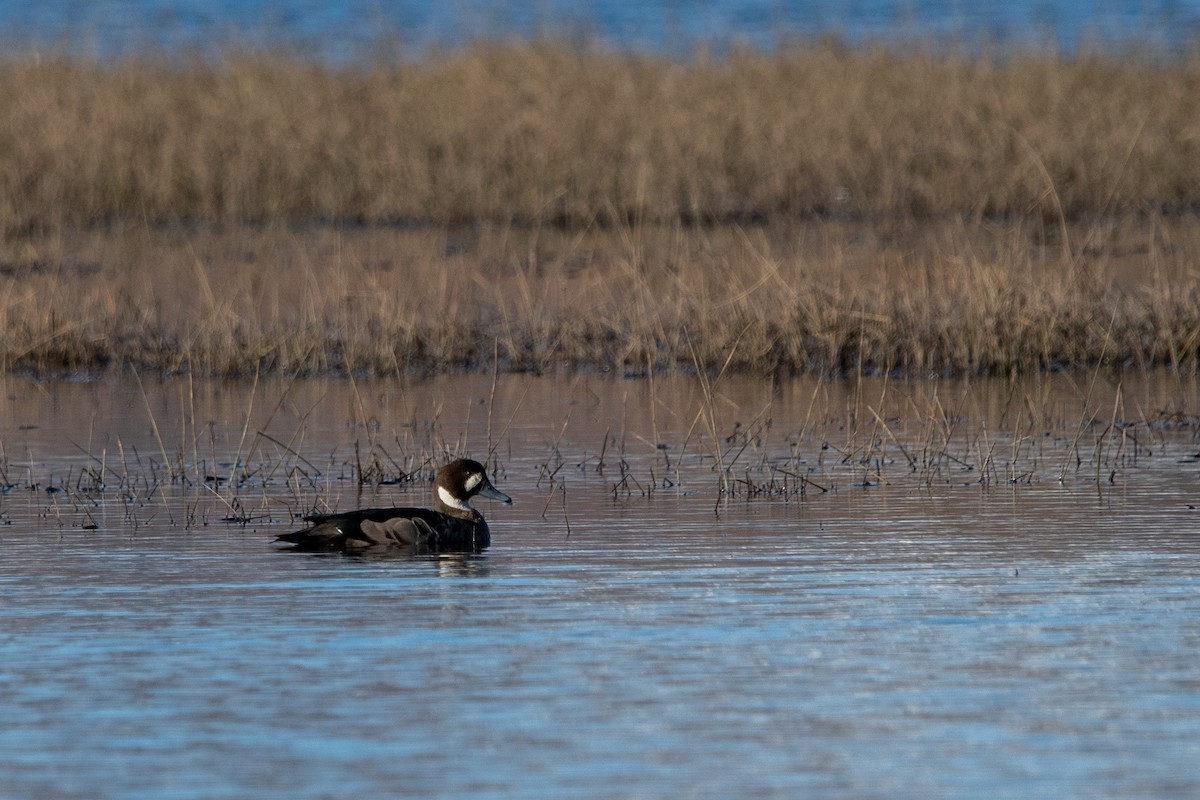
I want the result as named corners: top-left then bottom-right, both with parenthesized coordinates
top-left (0, 0), bottom-right (1197, 59)
top-left (4, 494), bottom-right (1199, 799)
top-left (2, 374), bottom-right (1200, 798)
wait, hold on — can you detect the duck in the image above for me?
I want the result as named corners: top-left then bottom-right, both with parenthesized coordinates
top-left (276, 458), bottom-right (511, 553)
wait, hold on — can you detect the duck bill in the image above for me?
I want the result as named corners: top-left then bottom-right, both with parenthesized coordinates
top-left (479, 483), bottom-right (512, 505)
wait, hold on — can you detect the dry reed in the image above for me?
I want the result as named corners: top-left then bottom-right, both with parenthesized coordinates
top-left (3, 41), bottom-right (1200, 378)
top-left (2, 216), bottom-right (1200, 378)
top-left (0, 41), bottom-right (1199, 230)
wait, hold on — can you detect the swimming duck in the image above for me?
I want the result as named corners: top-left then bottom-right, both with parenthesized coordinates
top-left (277, 458), bottom-right (511, 552)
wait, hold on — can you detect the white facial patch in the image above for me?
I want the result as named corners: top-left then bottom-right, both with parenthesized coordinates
top-left (463, 472), bottom-right (483, 492)
top-left (438, 485), bottom-right (472, 512)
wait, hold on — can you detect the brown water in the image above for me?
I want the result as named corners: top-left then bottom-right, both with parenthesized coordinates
top-left (2, 371), bottom-right (1199, 799)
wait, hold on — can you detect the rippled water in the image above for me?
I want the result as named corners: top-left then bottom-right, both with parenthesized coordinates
top-left (2, 372), bottom-right (1199, 798)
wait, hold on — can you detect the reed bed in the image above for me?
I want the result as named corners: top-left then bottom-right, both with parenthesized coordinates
top-left (2, 215), bottom-right (1200, 377)
top-left (3, 41), bottom-right (1200, 378)
top-left (2, 41), bottom-right (1200, 229)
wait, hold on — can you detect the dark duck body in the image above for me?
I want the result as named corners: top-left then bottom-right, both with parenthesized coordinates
top-left (277, 459), bottom-right (511, 553)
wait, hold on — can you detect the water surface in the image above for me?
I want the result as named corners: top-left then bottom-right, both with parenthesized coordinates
top-left (2, 372), bottom-right (1199, 798)
top-left (1, 0), bottom-right (1196, 58)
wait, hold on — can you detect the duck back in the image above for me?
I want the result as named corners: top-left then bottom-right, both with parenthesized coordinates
top-left (278, 506), bottom-right (490, 552)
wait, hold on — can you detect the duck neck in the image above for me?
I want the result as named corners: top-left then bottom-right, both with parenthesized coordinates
top-left (438, 486), bottom-right (479, 520)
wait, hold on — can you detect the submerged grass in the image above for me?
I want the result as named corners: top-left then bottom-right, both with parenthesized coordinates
top-left (4, 371), bottom-right (1199, 531)
top-left (2, 376), bottom-right (507, 531)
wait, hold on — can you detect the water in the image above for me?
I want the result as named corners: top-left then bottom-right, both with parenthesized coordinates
top-left (1, 0), bottom-right (1197, 59)
top-left (1, 372), bottom-right (1199, 798)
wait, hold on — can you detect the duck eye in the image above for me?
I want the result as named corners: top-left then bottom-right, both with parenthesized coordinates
top-left (464, 472), bottom-right (483, 491)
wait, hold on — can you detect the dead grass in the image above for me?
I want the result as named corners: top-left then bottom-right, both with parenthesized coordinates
top-left (1, 42), bottom-right (1200, 231)
top-left (2, 215), bottom-right (1200, 377)
top-left (3, 41), bottom-right (1200, 378)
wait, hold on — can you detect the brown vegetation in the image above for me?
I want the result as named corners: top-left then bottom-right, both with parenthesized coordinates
top-left (1, 42), bottom-right (1199, 377)
top-left (2, 215), bottom-right (1198, 377)
top-left (1, 41), bottom-right (1199, 230)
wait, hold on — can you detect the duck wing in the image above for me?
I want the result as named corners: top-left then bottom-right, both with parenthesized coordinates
top-left (279, 507), bottom-right (487, 551)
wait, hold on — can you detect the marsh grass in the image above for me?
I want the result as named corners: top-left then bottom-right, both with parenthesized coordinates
top-left (2, 42), bottom-right (1200, 230)
top-left (694, 377), bottom-right (1200, 508)
top-left (0, 373), bottom-right (523, 532)
top-left (4, 370), bottom-right (1199, 531)
top-left (4, 41), bottom-right (1200, 378)
top-left (553, 357), bottom-right (1200, 516)
top-left (4, 215), bottom-right (1200, 378)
